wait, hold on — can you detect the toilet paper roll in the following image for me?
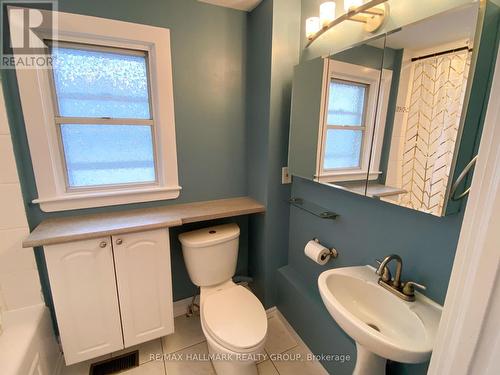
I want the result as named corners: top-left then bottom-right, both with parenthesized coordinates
top-left (304, 240), bottom-right (331, 265)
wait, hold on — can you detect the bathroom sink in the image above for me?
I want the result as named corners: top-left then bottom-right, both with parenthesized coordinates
top-left (318, 266), bottom-right (442, 374)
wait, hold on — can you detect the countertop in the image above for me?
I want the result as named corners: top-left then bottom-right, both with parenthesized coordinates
top-left (23, 197), bottom-right (265, 248)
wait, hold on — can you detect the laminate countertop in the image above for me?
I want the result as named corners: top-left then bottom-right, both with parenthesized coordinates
top-left (23, 197), bottom-right (265, 248)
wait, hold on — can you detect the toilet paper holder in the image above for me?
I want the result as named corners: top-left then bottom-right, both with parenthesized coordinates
top-left (312, 238), bottom-right (338, 260)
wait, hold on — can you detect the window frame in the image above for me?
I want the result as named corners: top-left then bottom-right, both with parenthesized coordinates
top-left (12, 9), bottom-right (180, 211)
top-left (316, 59), bottom-right (393, 183)
top-left (323, 78), bottom-right (369, 171)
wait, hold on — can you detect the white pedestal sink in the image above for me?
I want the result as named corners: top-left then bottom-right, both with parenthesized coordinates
top-left (318, 266), bottom-right (442, 375)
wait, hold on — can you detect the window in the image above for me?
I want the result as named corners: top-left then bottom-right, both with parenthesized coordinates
top-left (323, 79), bottom-right (368, 170)
top-left (317, 60), bottom-right (392, 183)
top-left (12, 9), bottom-right (180, 211)
top-left (51, 44), bottom-right (156, 188)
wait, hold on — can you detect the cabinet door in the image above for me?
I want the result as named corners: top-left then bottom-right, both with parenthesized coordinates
top-left (112, 229), bottom-right (174, 347)
top-left (44, 238), bottom-right (123, 365)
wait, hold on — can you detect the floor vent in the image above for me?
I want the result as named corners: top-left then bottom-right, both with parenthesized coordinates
top-left (89, 350), bottom-right (139, 375)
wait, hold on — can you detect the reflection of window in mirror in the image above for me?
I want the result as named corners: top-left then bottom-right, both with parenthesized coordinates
top-left (316, 60), bottom-right (392, 183)
top-left (323, 79), bottom-right (367, 170)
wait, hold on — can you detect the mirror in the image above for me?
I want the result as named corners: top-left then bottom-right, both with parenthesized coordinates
top-left (288, 35), bottom-right (387, 195)
top-left (365, 4), bottom-right (479, 216)
top-left (288, 2), bottom-right (483, 217)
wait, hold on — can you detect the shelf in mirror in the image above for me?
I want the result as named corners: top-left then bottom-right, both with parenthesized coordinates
top-left (289, 197), bottom-right (339, 220)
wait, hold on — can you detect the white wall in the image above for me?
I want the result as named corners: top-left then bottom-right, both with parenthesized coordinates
top-left (0, 78), bottom-right (43, 311)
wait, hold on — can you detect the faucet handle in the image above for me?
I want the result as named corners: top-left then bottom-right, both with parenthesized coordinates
top-left (375, 259), bottom-right (392, 282)
top-left (402, 281), bottom-right (427, 297)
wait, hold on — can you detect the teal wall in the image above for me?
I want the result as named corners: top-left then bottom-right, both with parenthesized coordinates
top-left (246, 0), bottom-right (274, 304)
top-left (274, 1), bottom-right (500, 374)
top-left (1, 0), bottom-right (253, 325)
top-left (277, 177), bottom-right (464, 374)
top-left (246, 0), bottom-right (301, 307)
top-left (2, 1), bottom-right (498, 374)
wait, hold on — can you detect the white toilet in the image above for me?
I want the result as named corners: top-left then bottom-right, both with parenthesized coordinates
top-left (179, 223), bottom-right (268, 375)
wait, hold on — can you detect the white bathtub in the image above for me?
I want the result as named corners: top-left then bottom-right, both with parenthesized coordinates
top-left (0, 304), bottom-right (61, 375)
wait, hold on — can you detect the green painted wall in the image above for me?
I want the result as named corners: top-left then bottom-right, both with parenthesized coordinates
top-left (1, 0), bottom-right (252, 328)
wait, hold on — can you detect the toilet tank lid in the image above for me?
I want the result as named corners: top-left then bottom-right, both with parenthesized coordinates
top-left (179, 223), bottom-right (240, 248)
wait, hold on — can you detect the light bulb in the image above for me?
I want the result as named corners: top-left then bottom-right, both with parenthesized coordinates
top-left (320, 2), bottom-right (336, 28)
top-left (344, 0), bottom-right (363, 12)
top-left (306, 17), bottom-right (321, 39)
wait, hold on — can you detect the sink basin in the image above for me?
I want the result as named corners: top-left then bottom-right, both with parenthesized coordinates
top-left (318, 266), bottom-right (442, 374)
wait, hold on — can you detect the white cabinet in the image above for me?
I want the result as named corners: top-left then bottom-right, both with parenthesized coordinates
top-left (113, 230), bottom-right (173, 347)
top-left (44, 229), bottom-right (173, 365)
top-left (44, 236), bottom-right (123, 364)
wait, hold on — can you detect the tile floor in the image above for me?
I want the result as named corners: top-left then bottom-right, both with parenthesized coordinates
top-left (60, 308), bottom-right (328, 375)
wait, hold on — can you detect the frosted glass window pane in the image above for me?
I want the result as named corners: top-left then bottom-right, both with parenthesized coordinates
top-left (327, 80), bottom-right (367, 126)
top-left (52, 47), bottom-right (151, 119)
top-left (323, 129), bottom-right (362, 169)
top-left (60, 125), bottom-right (155, 187)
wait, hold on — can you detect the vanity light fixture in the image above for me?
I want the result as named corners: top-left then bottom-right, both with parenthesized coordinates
top-left (320, 2), bottom-right (336, 28)
top-left (306, 16), bottom-right (321, 39)
top-left (344, 0), bottom-right (363, 12)
top-left (306, 0), bottom-right (389, 47)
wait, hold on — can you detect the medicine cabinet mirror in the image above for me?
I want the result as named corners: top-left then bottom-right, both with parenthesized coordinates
top-left (288, 2), bottom-right (495, 217)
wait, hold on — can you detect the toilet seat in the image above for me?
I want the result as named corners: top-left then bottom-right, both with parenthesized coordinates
top-left (201, 285), bottom-right (267, 353)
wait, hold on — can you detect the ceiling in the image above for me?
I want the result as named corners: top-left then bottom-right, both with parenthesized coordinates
top-left (384, 4), bottom-right (478, 51)
top-left (197, 0), bottom-right (263, 12)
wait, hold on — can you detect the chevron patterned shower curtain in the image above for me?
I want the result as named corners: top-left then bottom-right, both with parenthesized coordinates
top-left (399, 49), bottom-right (471, 215)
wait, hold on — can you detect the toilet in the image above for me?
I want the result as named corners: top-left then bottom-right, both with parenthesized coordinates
top-left (179, 223), bottom-right (267, 375)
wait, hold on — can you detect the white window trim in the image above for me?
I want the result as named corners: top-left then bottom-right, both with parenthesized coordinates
top-left (315, 59), bottom-right (392, 183)
top-left (11, 8), bottom-right (181, 212)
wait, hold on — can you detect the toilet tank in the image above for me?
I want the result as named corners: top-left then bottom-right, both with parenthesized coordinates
top-left (179, 223), bottom-right (240, 287)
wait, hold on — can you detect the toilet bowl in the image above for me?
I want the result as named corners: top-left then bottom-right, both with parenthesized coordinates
top-left (179, 224), bottom-right (268, 375)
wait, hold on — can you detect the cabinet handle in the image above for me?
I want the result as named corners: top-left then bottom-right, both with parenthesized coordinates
top-left (116, 239), bottom-right (123, 245)
top-left (99, 241), bottom-right (107, 248)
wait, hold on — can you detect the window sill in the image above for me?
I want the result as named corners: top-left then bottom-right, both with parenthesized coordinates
top-left (33, 186), bottom-right (182, 212)
top-left (316, 171), bottom-right (382, 183)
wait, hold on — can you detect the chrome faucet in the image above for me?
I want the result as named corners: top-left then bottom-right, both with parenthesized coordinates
top-left (375, 254), bottom-right (426, 302)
